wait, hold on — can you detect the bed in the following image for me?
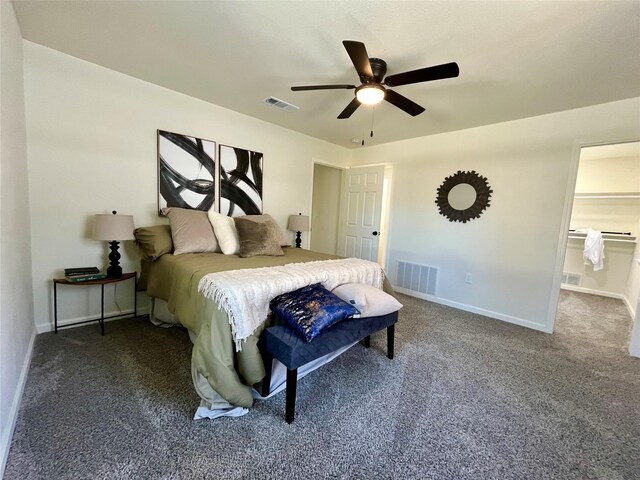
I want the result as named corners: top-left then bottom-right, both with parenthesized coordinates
top-left (136, 218), bottom-right (395, 417)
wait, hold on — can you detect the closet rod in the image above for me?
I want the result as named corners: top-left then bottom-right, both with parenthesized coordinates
top-left (569, 229), bottom-right (631, 236)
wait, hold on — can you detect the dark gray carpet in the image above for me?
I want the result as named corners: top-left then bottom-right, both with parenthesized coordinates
top-left (4, 291), bottom-right (639, 480)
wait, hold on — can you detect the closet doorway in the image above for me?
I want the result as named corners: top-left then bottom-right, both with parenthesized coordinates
top-left (310, 163), bottom-right (344, 255)
top-left (555, 141), bottom-right (640, 355)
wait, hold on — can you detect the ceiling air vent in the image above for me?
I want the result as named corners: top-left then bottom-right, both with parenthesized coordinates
top-left (264, 97), bottom-right (299, 111)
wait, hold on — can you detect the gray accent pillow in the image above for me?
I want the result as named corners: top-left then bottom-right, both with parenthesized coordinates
top-left (234, 217), bottom-right (284, 258)
top-left (239, 214), bottom-right (291, 247)
top-left (162, 207), bottom-right (220, 255)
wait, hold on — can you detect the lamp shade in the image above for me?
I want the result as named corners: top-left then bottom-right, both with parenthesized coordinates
top-left (287, 214), bottom-right (310, 232)
top-left (93, 213), bottom-right (135, 241)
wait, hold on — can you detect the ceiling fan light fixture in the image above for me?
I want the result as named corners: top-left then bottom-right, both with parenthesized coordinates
top-left (291, 40), bottom-right (457, 119)
top-left (355, 84), bottom-right (385, 105)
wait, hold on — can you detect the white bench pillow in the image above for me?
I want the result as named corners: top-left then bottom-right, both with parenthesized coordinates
top-left (332, 283), bottom-right (402, 318)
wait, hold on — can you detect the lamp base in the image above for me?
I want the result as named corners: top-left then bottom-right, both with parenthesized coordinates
top-left (107, 265), bottom-right (123, 278)
top-left (295, 231), bottom-right (302, 248)
top-left (107, 240), bottom-right (123, 278)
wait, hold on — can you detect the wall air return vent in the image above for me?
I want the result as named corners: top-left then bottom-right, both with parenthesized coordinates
top-left (396, 261), bottom-right (438, 296)
top-left (562, 272), bottom-right (582, 287)
top-left (264, 96), bottom-right (299, 111)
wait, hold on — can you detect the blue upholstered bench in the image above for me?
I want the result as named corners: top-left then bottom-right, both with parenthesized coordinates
top-left (261, 311), bottom-right (399, 423)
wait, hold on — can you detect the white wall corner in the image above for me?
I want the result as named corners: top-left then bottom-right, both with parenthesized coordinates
top-left (630, 316), bottom-right (640, 358)
top-left (545, 140), bottom-right (583, 333)
top-left (630, 282), bottom-right (640, 358)
top-left (623, 296), bottom-right (637, 321)
top-left (0, 327), bottom-right (36, 478)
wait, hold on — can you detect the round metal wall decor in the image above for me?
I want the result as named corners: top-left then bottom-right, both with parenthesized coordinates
top-left (435, 170), bottom-right (493, 223)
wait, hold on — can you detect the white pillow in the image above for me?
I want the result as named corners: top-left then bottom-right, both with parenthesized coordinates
top-left (207, 211), bottom-right (240, 255)
top-left (332, 283), bottom-right (403, 318)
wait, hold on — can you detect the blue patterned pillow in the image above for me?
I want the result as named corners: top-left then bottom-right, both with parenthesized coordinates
top-left (270, 283), bottom-right (360, 342)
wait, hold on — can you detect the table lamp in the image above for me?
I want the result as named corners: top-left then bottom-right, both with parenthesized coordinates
top-left (93, 211), bottom-right (135, 278)
top-left (287, 213), bottom-right (310, 249)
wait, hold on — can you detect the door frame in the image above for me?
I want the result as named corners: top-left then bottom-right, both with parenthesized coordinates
top-left (546, 137), bottom-right (640, 350)
top-left (309, 160), bottom-right (346, 253)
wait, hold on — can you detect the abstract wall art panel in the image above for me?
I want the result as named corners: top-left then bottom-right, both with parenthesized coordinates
top-left (219, 144), bottom-right (263, 216)
top-left (157, 130), bottom-right (217, 214)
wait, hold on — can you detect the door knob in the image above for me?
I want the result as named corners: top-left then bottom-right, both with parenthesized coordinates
top-left (372, 231), bottom-right (379, 236)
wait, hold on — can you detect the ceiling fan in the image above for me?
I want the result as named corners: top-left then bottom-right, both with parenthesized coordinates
top-left (291, 40), bottom-right (459, 119)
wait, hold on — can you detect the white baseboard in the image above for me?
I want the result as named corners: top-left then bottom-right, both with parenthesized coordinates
top-left (0, 327), bottom-right (36, 478)
top-left (560, 285), bottom-right (635, 320)
top-left (36, 307), bottom-right (150, 334)
top-left (393, 286), bottom-right (551, 333)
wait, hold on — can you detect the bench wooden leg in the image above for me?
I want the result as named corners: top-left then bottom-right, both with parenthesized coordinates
top-left (285, 368), bottom-right (298, 424)
top-left (261, 352), bottom-right (273, 397)
top-left (362, 335), bottom-right (371, 348)
top-left (387, 324), bottom-right (395, 359)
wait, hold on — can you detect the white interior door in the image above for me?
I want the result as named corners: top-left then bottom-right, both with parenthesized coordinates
top-left (340, 165), bottom-right (385, 262)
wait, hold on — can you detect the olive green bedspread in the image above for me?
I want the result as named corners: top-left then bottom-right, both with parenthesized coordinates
top-left (142, 248), bottom-right (393, 408)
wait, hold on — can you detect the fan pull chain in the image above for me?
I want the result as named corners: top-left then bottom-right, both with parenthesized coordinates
top-left (370, 107), bottom-right (375, 138)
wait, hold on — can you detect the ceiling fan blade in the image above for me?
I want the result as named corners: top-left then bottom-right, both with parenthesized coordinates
top-left (384, 89), bottom-right (425, 116)
top-left (337, 98), bottom-right (361, 119)
top-left (384, 62), bottom-right (459, 87)
top-left (291, 84), bottom-right (356, 91)
top-left (343, 40), bottom-right (374, 80)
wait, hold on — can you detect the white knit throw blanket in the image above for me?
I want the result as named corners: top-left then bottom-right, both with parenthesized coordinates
top-left (198, 258), bottom-right (384, 351)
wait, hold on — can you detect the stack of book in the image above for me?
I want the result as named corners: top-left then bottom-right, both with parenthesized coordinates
top-left (64, 267), bottom-right (107, 282)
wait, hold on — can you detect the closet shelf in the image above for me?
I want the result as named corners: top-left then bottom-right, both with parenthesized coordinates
top-left (568, 232), bottom-right (637, 244)
top-left (574, 192), bottom-right (640, 199)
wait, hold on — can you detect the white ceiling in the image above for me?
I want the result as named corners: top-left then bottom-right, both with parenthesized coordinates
top-left (13, 1), bottom-right (640, 149)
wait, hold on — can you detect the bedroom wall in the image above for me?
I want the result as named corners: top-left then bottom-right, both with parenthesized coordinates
top-left (350, 98), bottom-right (640, 332)
top-left (0, 2), bottom-right (36, 474)
top-left (563, 242), bottom-right (635, 299)
top-left (22, 41), bottom-right (351, 332)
